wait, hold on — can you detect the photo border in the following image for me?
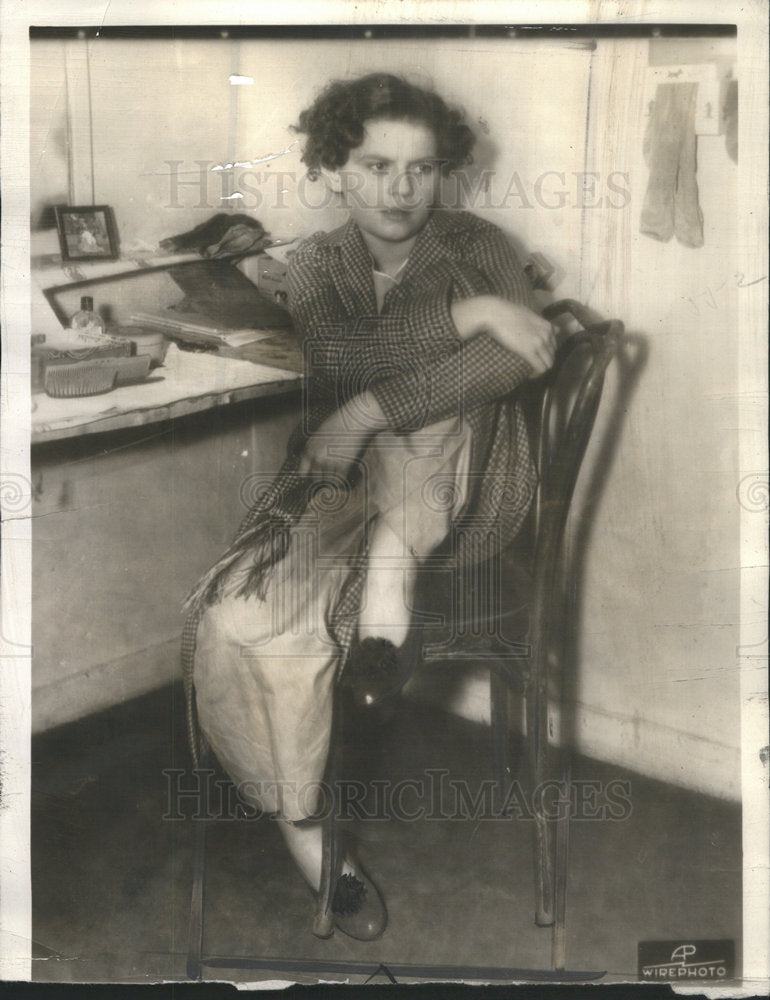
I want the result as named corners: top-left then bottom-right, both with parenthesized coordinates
top-left (1, 1), bottom-right (767, 993)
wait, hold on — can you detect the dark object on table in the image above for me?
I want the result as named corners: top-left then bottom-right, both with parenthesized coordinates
top-left (159, 213), bottom-right (271, 258)
top-left (254, 252), bottom-right (291, 305)
top-left (167, 259), bottom-right (293, 331)
top-left (109, 326), bottom-right (169, 367)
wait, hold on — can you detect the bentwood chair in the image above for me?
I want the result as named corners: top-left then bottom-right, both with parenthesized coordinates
top-left (186, 299), bottom-right (620, 979)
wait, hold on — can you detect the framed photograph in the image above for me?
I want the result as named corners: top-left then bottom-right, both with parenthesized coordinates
top-left (54, 204), bottom-right (120, 261)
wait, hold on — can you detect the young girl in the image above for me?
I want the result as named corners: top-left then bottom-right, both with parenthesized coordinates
top-left (181, 73), bottom-right (555, 941)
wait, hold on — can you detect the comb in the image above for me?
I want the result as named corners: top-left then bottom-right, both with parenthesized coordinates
top-left (45, 362), bottom-right (119, 397)
top-left (44, 355), bottom-right (152, 398)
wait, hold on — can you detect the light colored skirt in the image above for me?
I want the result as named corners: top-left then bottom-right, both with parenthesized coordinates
top-left (193, 418), bottom-right (471, 821)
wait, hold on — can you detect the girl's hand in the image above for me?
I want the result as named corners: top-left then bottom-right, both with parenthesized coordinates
top-left (451, 295), bottom-right (557, 376)
top-left (298, 392), bottom-right (386, 479)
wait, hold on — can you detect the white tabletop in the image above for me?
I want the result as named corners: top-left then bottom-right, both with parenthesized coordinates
top-left (32, 342), bottom-right (300, 444)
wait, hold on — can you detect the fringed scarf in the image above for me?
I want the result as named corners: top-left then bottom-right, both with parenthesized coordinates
top-left (180, 460), bottom-right (370, 768)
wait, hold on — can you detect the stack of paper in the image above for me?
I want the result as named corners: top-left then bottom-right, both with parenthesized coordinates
top-left (130, 311), bottom-right (275, 349)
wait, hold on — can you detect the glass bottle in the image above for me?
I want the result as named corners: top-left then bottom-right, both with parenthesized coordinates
top-left (69, 296), bottom-right (105, 339)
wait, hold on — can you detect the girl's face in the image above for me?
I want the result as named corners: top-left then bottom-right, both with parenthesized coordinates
top-left (332, 117), bottom-right (441, 248)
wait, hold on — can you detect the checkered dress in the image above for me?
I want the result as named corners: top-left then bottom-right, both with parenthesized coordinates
top-left (181, 209), bottom-right (537, 764)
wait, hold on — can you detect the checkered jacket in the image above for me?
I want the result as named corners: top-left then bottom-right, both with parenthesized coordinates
top-left (180, 209), bottom-right (537, 763)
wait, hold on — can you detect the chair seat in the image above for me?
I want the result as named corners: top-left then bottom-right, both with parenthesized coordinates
top-left (411, 537), bottom-right (534, 688)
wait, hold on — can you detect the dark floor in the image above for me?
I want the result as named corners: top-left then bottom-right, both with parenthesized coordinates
top-left (31, 683), bottom-right (741, 986)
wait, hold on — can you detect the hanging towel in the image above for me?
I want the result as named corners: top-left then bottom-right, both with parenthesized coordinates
top-left (641, 82), bottom-right (704, 249)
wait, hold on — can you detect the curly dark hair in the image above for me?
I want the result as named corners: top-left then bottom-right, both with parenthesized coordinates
top-left (293, 73), bottom-right (475, 177)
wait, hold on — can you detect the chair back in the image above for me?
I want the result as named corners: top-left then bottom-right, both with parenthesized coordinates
top-left (417, 299), bottom-right (620, 668)
top-left (523, 299), bottom-right (621, 652)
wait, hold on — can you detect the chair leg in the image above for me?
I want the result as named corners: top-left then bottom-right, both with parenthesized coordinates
top-left (533, 814), bottom-right (554, 927)
top-left (489, 667), bottom-right (510, 800)
top-left (528, 684), bottom-right (555, 927)
top-left (187, 741), bottom-right (210, 981)
top-left (313, 690), bottom-right (344, 937)
top-left (314, 811), bottom-right (340, 938)
top-left (552, 762), bottom-right (571, 970)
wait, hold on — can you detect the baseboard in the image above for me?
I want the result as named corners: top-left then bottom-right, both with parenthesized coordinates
top-left (406, 673), bottom-right (740, 802)
top-left (567, 699), bottom-right (741, 802)
top-left (32, 636), bottom-right (181, 734)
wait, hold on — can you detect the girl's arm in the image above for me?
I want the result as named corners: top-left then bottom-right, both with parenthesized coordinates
top-left (288, 223), bottom-right (553, 441)
top-left (451, 295), bottom-right (556, 373)
top-left (368, 223), bottom-right (554, 433)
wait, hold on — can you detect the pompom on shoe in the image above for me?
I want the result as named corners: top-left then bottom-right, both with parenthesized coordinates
top-left (342, 636), bottom-right (411, 707)
top-left (312, 866), bottom-right (388, 942)
top-left (331, 869), bottom-right (388, 941)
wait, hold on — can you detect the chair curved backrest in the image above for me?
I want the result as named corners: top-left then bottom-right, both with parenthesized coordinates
top-left (418, 299), bottom-right (621, 663)
top-left (526, 299), bottom-right (621, 654)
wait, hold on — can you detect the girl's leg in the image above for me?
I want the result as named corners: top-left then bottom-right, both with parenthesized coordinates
top-left (194, 501), bottom-right (386, 938)
top-left (357, 515), bottom-right (417, 648)
top-left (358, 417), bottom-right (470, 649)
top-left (276, 818), bottom-right (355, 892)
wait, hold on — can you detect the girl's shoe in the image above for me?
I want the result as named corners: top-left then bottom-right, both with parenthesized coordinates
top-left (344, 636), bottom-right (402, 706)
top-left (331, 868), bottom-right (388, 941)
top-left (343, 623), bottom-right (423, 707)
